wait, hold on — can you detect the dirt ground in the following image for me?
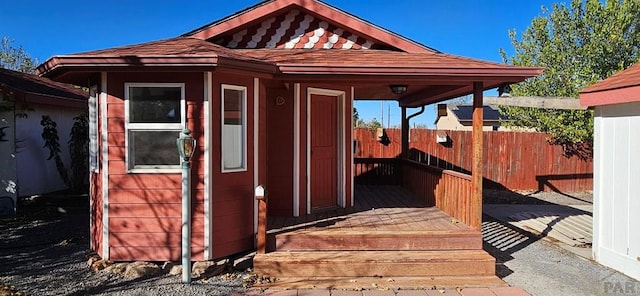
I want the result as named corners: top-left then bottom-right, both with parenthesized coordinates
top-left (0, 193), bottom-right (251, 295)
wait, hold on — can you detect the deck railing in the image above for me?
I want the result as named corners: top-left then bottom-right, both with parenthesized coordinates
top-left (355, 158), bottom-right (478, 230)
top-left (402, 160), bottom-right (476, 229)
top-left (353, 158), bottom-right (401, 185)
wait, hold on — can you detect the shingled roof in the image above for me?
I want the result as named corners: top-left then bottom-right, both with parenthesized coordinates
top-left (36, 37), bottom-right (276, 77)
top-left (580, 63), bottom-right (640, 106)
top-left (0, 67), bottom-right (87, 101)
top-left (36, 0), bottom-right (542, 107)
top-left (449, 105), bottom-right (509, 122)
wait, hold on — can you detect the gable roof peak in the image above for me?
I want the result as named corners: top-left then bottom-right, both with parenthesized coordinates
top-left (183, 0), bottom-right (437, 53)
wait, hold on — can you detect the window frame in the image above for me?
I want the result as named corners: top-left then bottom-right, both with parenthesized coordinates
top-left (220, 84), bottom-right (248, 173)
top-left (124, 82), bottom-right (186, 173)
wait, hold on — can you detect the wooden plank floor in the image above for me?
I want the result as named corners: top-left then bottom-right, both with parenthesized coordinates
top-left (267, 185), bottom-right (474, 235)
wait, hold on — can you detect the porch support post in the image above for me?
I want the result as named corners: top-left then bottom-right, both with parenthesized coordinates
top-left (471, 82), bottom-right (483, 230)
top-left (401, 107), bottom-right (408, 159)
top-left (255, 185), bottom-right (267, 254)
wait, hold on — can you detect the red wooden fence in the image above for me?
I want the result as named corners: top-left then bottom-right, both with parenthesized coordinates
top-left (354, 128), bottom-right (593, 192)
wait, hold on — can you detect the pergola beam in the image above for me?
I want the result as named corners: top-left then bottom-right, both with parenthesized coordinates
top-left (484, 96), bottom-right (586, 110)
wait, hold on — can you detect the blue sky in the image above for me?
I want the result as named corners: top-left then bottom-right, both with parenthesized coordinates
top-left (1, 0), bottom-right (558, 127)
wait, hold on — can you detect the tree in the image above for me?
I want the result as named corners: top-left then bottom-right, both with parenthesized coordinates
top-left (0, 37), bottom-right (37, 73)
top-left (500, 0), bottom-right (640, 158)
top-left (353, 107), bottom-right (361, 126)
top-left (1, 37), bottom-right (37, 116)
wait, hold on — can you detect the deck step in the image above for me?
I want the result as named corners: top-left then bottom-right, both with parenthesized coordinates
top-left (252, 275), bottom-right (507, 290)
top-left (254, 250), bottom-right (495, 278)
top-left (273, 230), bottom-right (482, 251)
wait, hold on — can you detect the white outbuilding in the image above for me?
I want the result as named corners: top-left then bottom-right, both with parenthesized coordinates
top-left (580, 63), bottom-right (640, 281)
top-left (0, 68), bottom-right (87, 216)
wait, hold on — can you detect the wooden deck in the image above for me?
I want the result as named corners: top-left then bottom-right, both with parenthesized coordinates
top-left (268, 185), bottom-right (472, 233)
top-left (254, 185), bottom-right (504, 289)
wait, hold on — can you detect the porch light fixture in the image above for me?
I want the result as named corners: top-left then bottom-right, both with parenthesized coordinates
top-left (177, 129), bottom-right (196, 161)
top-left (176, 128), bottom-right (196, 284)
top-left (498, 83), bottom-right (512, 97)
top-left (390, 84), bottom-right (408, 95)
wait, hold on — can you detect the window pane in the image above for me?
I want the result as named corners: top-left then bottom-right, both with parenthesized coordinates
top-left (129, 87), bottom-right (181, 123)
top-left (129, 130), bottom-right (180, 167)
top-left (222, 88), bottom-right (245, 170)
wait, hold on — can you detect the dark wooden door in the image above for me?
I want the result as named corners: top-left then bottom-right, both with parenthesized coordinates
top-left (310, 94), bottom-right (338, 209)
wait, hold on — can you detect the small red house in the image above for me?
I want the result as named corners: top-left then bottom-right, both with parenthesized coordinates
top-left (38, 0), bottom-right (541, 286)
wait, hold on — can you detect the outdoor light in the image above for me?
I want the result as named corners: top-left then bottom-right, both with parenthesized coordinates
top-left (390, 84), bottom-right (408, 95)
top-left (176, 128), bottom-right (196, 284)
top-left (177, 129), bottom-right (196, 161)
top-left (498, 83), bottom-right (512, 97)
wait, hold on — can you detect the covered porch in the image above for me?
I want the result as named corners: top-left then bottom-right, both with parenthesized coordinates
top-left (253, 53), bottom-right (541, 286)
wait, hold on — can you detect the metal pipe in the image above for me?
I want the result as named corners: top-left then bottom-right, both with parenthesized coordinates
top-left (181, 159), bottom-right (191, 283)
top-left (407, 106), bottom-right (425, 121)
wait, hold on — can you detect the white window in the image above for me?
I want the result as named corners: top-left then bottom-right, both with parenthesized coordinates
top-left (125, 83), bottom-right (185, 173)
top-left (221, 84), bottom-right (247, 172)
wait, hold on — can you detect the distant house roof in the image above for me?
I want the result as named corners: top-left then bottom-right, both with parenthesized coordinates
top-left (0, 67), bottom-right (87, 107)
top-left (580, 63), bottom-right (640, 106)
top-left (449, 105), bottom-right (508, 123)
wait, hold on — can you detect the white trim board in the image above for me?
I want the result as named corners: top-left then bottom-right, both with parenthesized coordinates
top-left (253, 78), bottom-right (259, 235)
top-left (350, 86), bottom-right (355, 208)
top-left (203, 72), bottom-right (213, 259)
top-left (100, 72), bottom-right (109, 259)
top-left (305, 87), bottom-right (346, 214)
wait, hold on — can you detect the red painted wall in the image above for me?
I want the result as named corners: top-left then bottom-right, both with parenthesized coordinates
top-left (265, 84), bottom-right (353, 216)
top-left (266, 86), bottom-right (295, 216)
top-left (105, 72), bottom-right (205, 261)
top-left (210, 74), bottom-right (255, 259)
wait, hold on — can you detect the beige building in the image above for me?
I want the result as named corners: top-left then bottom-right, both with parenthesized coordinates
top-left (435, 104), bottom-right (513, 131)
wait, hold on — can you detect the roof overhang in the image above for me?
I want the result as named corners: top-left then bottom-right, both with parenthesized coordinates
top-left (579, 63), bottom-right (640, 107)
top-left (0, 68), bottom-right (88, 105)
top-left (37, 39), bottom-right (541, 107)
top-left (37, 54), bottom-right (278, 84)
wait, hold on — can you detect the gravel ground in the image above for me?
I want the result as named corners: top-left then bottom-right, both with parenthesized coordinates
top-left (484, 189), bottom-right (640, 296)
top-left (2, 190), bottom-right (638, 296)
top-left (484, 216), bottom-right (640, 296)
top-left (0, 194), bottom-right (252, 296)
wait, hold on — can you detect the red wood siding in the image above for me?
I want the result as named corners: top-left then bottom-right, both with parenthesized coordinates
top-left (266, 86), bottom-right (295, 216)
top-left (105, 72), bottom-right (206, 261)
top-left (265, 84), bottom-right (353, 216)
top-left (211, 74), bottom-right (256, 259)
top-left (91, 76), bottom-right (104, 257)
top-left (355, 128), bottom-right (593, 192)
top-left (90, 167), bottom-right (102, 256)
